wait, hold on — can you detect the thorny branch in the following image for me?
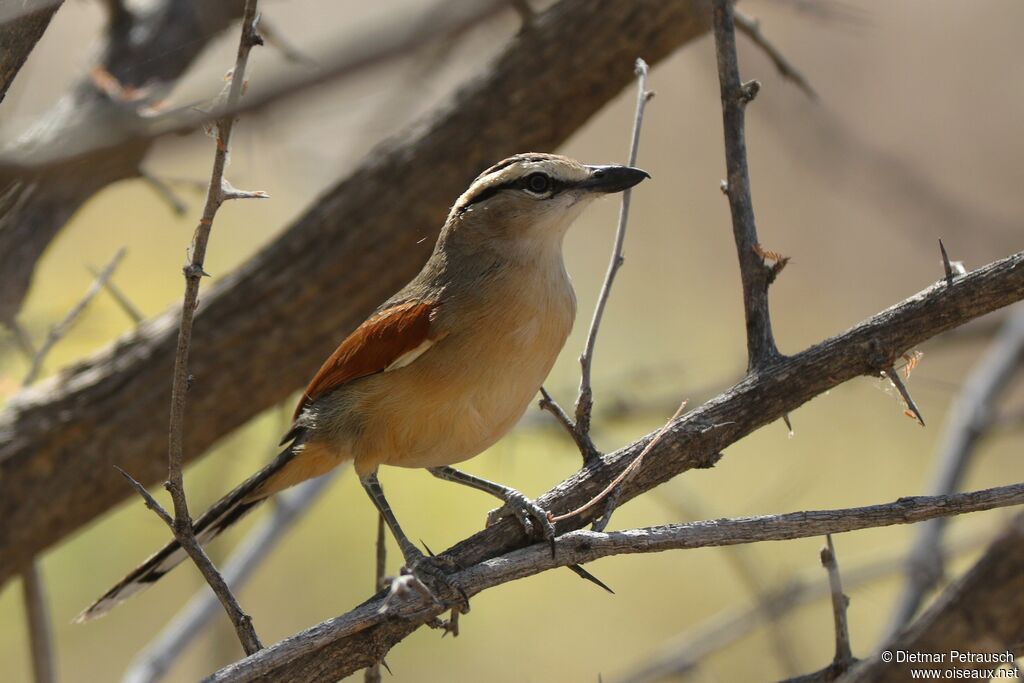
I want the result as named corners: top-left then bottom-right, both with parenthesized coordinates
top-left (206, 482), bottom-right (1024, 682)
top-left (125, 0), bottom-right (265, 657)
top-left (121, 475), bottom-right (337, 683)
top-left (712, 0), bottom-right (780, 371)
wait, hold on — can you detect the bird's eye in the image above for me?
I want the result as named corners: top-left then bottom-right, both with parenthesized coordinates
top-left (524, 173), bottom-right (551, 194)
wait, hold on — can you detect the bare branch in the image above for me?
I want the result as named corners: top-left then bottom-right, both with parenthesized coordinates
top-left (207, 482), bottom-right (1024, 682)
top-left (882, 305), bottom-right (1024, 641)
top-left (21, 564), bottom-right (55, 683)
top-left (161, 0), bottom-right (263, 656)
top-left (711, 0), bottom-right (780, 371)
top-left (821, 536), bottom-right (854, 671)
top-left (23, 248), bottom-right (126, 384)
top-left (573, 58), bottom-right (654, 448)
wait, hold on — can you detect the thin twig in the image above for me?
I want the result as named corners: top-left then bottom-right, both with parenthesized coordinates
top-left (365, 513), bottom-right (387, 683)
top-left (733, 8), bottom-right (817, 99)
top-left (882, 305), bottom-right (1024, 642)
top-left (609, 533), bottom-right (987, 683)
top-left (121, 475), bottom-right (336, 683)
top-left (139, 170), bottom-right (188, 216)
top-left (23, 248), bottom-right (127, 384)
top-left (162, 0), bottom-right (263, 656)
top-left (21, 565), bottom-right (55, 683)
top-left (207, 482), bottom-right (1024, 682)
top-left (550, 401), bottom-right (687, 529)
top-left (712, 0), bottom-right (780, 371)
top-left (821, 535), bottom-right (854, 671)
top-left (87, 264), bottom-right (144, 324)
top-left (573, 57), bottom-right (654, 448)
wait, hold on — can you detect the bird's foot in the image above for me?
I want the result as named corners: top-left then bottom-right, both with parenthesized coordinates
top-left (380, 548), bottom-right (468, 615)
top-left (486, 489), bottom-right (555, 546)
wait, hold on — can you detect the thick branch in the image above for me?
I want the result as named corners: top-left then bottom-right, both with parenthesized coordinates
top-left (712, 0), bottom-right (780, 370)
top-left (0, 0), bottom-right (715, 586)
top-left (207, 483), bottom-right (1024, 682)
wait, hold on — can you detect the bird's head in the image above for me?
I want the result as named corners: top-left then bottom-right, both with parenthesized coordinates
top-left (441, 153), bottom-right (649, 253)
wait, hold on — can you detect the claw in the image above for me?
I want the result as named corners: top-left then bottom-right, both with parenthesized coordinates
top-left (407, 550), bottom-right (469, 612)
top-left (486, 490), bottom-right (555, 547)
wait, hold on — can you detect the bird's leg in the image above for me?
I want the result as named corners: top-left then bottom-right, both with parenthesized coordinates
top-left (359, 472), bottom-right (467, 610)
top-left (427, 466), bottom-right (555, 543)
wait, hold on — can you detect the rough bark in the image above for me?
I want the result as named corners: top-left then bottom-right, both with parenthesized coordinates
top-left (0, 0), bottom-right (714, 585)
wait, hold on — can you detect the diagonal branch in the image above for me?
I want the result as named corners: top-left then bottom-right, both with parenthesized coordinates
top-left (206, 482), bottom-right (1024, 682)
top-left (712, 0), bottom-right (780, 371)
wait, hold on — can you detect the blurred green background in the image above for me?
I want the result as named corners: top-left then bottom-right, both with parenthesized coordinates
top-left (1, 0), bottom-right (1022, 681)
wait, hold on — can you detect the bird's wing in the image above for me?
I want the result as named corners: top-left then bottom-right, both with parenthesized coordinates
top-left (292, 300), bottom-right (439, 421)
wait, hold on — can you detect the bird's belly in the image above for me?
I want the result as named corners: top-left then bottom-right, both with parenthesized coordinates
top-left (352, 291), bottom-right (573, 473)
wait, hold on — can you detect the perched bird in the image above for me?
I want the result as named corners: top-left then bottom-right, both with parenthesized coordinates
top-left (78, 152), bottom-right (648, 621)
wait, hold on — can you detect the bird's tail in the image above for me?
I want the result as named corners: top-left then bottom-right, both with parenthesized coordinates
top-left (76, 435), bottom-right (323, 623)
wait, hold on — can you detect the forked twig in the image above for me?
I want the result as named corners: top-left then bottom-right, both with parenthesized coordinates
top-left (712, 0), bottom-right (781, 371)
top-left (549, 401), bottom-right (687, 525)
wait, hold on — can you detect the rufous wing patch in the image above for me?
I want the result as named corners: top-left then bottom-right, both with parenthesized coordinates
top-left (293, 301), bottom-right (438, 420)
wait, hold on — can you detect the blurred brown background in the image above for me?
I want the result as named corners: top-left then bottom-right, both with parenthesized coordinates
top-left (1, 0), bottom-right (1022, 681)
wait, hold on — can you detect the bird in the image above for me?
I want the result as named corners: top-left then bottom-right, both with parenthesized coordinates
top-left (77, 152), bottom-right (649, 621)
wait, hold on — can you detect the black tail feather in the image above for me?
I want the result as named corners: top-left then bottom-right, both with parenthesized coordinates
top-left (76, 438), bottom-right (304, 622)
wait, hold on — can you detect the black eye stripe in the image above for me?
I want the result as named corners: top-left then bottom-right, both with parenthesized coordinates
top-left (460, 173), bottom-right (566, 211)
